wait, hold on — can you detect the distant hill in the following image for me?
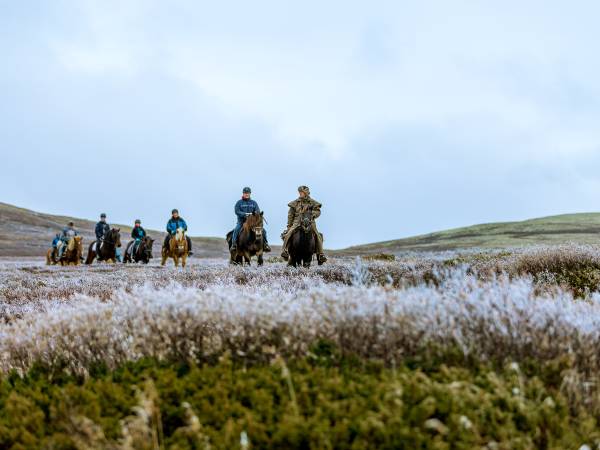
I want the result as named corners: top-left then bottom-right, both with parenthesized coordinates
top-left (0, 202), bottom-right (229, 258)
top-left (337, 213), bottom-right (600, 255)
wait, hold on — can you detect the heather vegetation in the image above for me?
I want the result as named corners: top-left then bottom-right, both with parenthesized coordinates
top-left (2, 245), bottom-right (600, 448)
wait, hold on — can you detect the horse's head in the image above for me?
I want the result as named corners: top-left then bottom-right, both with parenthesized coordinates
top-left (142, 236), bottom-right (154, 257)
top-left (112, 228), bottom-right (122, 247)
top-left (300, 208), bottom-right (313, 233)
top-left (175, 227), bottom-right (186, 241)
top-left (66, 236), bottom-right (77, 251)
top-left (245, 211), bottom-right (264, 240)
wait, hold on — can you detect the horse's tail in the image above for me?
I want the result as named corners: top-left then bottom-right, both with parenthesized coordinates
top-left (85, 243), bottom-right (95, 265)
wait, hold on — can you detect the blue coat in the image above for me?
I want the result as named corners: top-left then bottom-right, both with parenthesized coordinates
top-left (235, 199), bottom-right (260, 223)
top-left (95, 221), bottom-right (110, 240)
top-left (167, 217), bottom-right (187, 235)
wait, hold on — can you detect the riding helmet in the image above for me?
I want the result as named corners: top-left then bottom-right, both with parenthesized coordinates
top-left (100, 213), bottom-right (106, 218)
top-left (135, 219), bottom-right (141, 224)
top-left (172, 209), bottom-right (179, 214)
top-left (243, 187), bottom-right (251, 193)
top-left (68, 221), bottom-right (74, 226)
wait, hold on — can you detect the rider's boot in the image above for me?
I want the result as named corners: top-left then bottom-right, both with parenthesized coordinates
top-left (317, 254), bottom-right (327, 265)
top-left (281, 249), bottom-right (289, 260)
top-left (230, 243), bottom-right (237, 252)
top-left (263, 242), bottom-right (271, 252)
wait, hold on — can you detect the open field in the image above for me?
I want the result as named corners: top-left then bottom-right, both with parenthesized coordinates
top-left (3, 247), bottom-right (600, 447)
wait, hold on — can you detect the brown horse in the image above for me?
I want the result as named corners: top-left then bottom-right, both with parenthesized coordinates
top-left (85, 228), bottom-right (122, 264)
top-left (161, 228), bottom-right (188, 267)
top-left (47, 236), bottom-right (83, 266)
top-left (227, 212), bottom-right (265, 266)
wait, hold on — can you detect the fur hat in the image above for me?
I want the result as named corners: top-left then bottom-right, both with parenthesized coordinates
top-left (298, 185), bottom-right (310, 195)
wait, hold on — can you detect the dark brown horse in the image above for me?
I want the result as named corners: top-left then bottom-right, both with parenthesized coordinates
top-left (287, 209), bottom-right (316, 268)
top-left (85, 228), bottom-right (122, 264)
top-left (227, 212), bottom-right (265, 266)
top-left (124, 236), bottom-right (154, 264)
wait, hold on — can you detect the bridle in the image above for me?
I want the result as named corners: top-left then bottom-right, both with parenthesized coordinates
top-left (102, 230), bottom-right (121, 247)
top-left (300, 207), bottom-right (313, 233)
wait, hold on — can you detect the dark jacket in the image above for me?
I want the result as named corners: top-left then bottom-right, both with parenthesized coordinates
top-left (131, 226), bottom-right (146, 240)
top-left (235, 198), bottom-right (260, 223)
top-left (166, 217), bottom-right (187, 235)
top-left (95, 221), bottom-right (110, 240)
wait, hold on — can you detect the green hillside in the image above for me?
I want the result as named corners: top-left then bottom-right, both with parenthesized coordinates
top-left (340, 213), bottom-right (600, 255)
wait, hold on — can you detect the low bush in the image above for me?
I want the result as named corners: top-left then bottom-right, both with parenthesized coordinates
top-left (1, 353), bottom-right (599, 449)
top-left (514, 247), bottom-right (600, 297)
top-left (361, 253), bottom-right (396, 262)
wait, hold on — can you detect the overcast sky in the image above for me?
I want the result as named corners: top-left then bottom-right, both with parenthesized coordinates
top-left (2, 1), bottom-right (600, 248)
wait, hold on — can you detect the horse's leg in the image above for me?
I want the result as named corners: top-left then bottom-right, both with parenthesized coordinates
top-left (182, 255), bottom-right (187, 268)
top-left (257, 251), bottom-right (264, 266)
top-left (174, 255), bottom-right (179, 267)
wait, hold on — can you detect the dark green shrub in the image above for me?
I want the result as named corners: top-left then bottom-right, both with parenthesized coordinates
top-left (0, 355), bottom-right (599, 449)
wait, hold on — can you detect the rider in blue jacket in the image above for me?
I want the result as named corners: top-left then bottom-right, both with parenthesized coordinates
top-left (130, 219), bottom-right (147, 255)
top-left (164, 209), bottom-right (193, 255)
top-left (230, 187), bottom-right (270, 252)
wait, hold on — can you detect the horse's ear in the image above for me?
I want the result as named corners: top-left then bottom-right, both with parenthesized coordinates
top-left (260, 211), bottom-right (264, 216)
top-left (116, 228), bottom-right (120, 232)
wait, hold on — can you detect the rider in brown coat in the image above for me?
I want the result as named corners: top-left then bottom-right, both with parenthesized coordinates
top-left (281, 186), bottom-right (327, 264)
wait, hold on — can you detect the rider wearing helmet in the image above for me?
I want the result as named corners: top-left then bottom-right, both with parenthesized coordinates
top-left (164, 209), bottom-right (193, 256)
top-left (130, 219), bottom-right (147, 255)
top-left (95, 213), bottom-right (110, 257)
top-left (58, 221), bottom-right (78, 259)
top-left (281, 186), bottom-right (327, 264)
top-left (230, 187), bottom-right (271, 253)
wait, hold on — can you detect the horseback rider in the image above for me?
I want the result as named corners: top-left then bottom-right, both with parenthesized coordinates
top-left (95, 213), bottom-right (110, 256)
top-left (57, 221), bottom-right (78, 259)
top-left (130, 219), bottom-right (147, 256)
top-left (164, 209), bottom-right (193, 256)
top-left (281, 186), bottom-right (327, 264)
top-left (230, 187), bottom-right (271, 253)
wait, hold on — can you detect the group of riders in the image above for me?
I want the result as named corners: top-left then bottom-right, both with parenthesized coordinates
top-left (50, 186), bottom-right (327, 265)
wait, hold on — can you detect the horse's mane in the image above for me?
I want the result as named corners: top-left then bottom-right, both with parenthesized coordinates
top-left (243, 212), bottom-right (263, 230)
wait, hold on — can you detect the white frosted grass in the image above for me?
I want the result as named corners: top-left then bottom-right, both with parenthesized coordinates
top-left (2, 270), bottom-right (600, 375)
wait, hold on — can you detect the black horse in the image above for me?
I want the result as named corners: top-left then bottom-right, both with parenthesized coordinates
top-left (124, 236), bottom-right (154, 264)
top-left (85, 228), bottom-right (122, 264)
top-left (226, 212), bottom-right (265, 266)
top-left (287, 209), bottom-right (317, 268)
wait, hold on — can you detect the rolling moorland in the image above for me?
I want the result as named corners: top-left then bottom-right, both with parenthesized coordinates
top-left (2, 201), bottom-right (600, 257)
top-left (5, 202), bottom-right (600, 447)
top-left (0, 202), bottom-right (230, 258)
